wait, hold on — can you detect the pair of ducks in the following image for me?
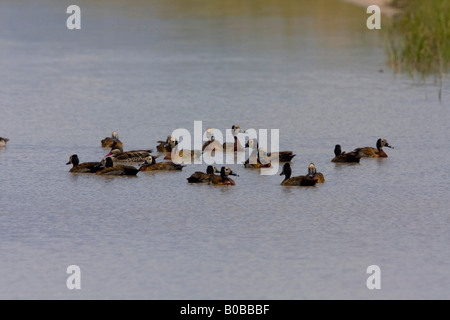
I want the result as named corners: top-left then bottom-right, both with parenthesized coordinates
top-left (0, 137), bottom-right (9, 147)
top-left (332, 138), bottom-right (393, 163)
top-left (66, 154), bottom-right (139, 176)
top-left (101, 131), bottom-right (185, 169)
top-left (202, 125), bottom-right (245, 152)
top-left (187, 166), bottom-right (239, 185)
top-left (102, 132), bottom-right (154, 163)
top-left (280, 163), bottom-right (324, 186)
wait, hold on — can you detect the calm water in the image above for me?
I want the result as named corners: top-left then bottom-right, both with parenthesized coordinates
top-left (0, 0), bottom-right (449, 300)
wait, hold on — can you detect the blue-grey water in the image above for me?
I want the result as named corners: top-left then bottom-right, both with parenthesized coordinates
top-left (1, 0), bottom-right (449, 299)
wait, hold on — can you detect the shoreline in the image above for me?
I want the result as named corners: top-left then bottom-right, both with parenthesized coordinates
top-left (339, 0), bottom-right (401, 17)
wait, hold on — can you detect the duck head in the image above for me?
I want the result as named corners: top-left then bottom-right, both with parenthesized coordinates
top-left (231, 125), bottom-right (244, 136)
top-left (245, 138), bottom-right (258, 149)
top-left (377, 138), bottom-right (393, 150)
top-left (168, 137), bottom-right (178, 149)
top-left (101, 157), bottom-right (114, 168)
top-left (105, 148), bottom-right (123, 157)
top-left (206, 165), bottom-right (218, 174)
top-left (205, 128), bottom-right (214, 141)
top-left (111, 131), bottom-right (119, 142)
top-left (308, 163), bottom-right (316, 178)
top-left (66, 154), bottom-right (79, 166)
top-left (280, 163), bottom-right (292, 179)
top-left (334, 145), bottom-right (342, 157)
top-left (221, 166), bottom-right (239, 178)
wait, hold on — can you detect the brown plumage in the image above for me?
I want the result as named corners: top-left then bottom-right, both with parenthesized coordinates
top-left (95, 157), bottom-right (139, 176)
top-left (352, 138), bottom-right (393, 158)
top-left (187, 166), bottom-right (218, 183)
top-left (66, 154), bottom-right (103, 173)
top-left (209, 166), bottom-right (239, 185)
top-left (101, 131), bottom-right (122, 149)
top-left (139, 156), bottom-right (185, 171)
top-left (331, 145), bottom-right (361, 163)
top-left (280, 163), bottom-right (317, 186)
top-left (106, 148), bottom-right (153, 163)
top-left (156, 135), bottom-right (173, 152)
top-left (223, 125), bottom-right (245, 152)
top-left (308, 163), bottom-right (325, 183)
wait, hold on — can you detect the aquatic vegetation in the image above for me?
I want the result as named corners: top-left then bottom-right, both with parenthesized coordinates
top-left (387, 0), bottom-right (449, 100)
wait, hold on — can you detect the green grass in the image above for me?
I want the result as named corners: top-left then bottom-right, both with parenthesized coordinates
top-left (387, 0), bottom-right (449, 99)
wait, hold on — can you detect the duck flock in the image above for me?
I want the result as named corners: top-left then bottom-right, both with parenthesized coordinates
top-left (1, 129), bottom-right (393, 186)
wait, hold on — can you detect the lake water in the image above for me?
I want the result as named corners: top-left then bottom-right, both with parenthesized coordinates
top-left (0, 0), bottom-right (449, 300)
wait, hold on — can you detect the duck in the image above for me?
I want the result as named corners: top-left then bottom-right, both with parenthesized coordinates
top-left (280, 163), bottom-right (317, 186)
top-left (105, 148), bottom-right (153, 163)
top-left (96, 157), bottom-right (139, 176)
top-left (66, 154), bottom-right (103, 173)
top-left (352, 138), bottom-right (393, 158)
top-left (209, 166), bottom-right (239, 185)
top-left (331, 144), bottom-right (361, 163)
top-left (156, 135), bottom-right (173, 152)
top-left (139, 155), bottom-right (185, 171)
top-left (187, 166), bottom-right (219, 183)
top-left (244, 146), bottom-right (272, 168)
top-left (101, 131), bottom-right (123, 150)
top-left (202, 128), bottom-right (224, 153)
top-left (223, 125), bottom-right (245, 152)
top-left (308, 163), bottom-right (325, 183)
top-left (0, 137), bottom-right (9, 147)
top-left (245, 138), bottom-right (295, 163)
top-left (164, 137), bottom-right (201, 162)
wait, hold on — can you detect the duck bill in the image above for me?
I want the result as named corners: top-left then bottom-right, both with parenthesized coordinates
top-left (385, 143), bottom-right (393, 149)
top-left (66, 161), bottom-right (71, 165)
top-left (230, 171), bottom-right (239, 177)
top-left (105, 152), bottom-right (113, 157)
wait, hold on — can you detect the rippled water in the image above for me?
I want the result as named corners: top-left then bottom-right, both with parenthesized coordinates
top-left (1, 0), bottom-right (449, 299)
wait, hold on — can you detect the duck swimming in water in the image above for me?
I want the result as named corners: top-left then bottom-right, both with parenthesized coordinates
top-left (187, 165), bottom-right (219, 183)
top-left (139, 155), bottom-right (185, 171)
top-left (308, 163), bottom-right (325, 183)
top-left (331, 144), bottom-right (361, 163)
top-left (280, 163), bottom-right (317, 186)
top-left (244, 146), bottom-right (272, 168)
top-left (105, 148), bottom-right (153, 163)
top-left (95, 157), bottom-right (139, 176)
top-left (66, 154), bottom-right (103, 173)
top-left (352, 138), bottom-right (393, 158)
top-left (209, 166), bottom-right (239, 185)
top-left (101, 131), bottom-right (123, 150)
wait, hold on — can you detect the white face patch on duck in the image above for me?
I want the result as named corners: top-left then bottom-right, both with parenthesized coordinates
top-left (205, 128), bottom-right (214, 141)
top-left (112, 131), bottom-right (119, 141)
top-left (308, 163), bottom-right (316, 177)
top-left (259, 148), bottom-right (271, 164)
top-left (377, 138), bottom-right (393, 150)
top-left (169, 137), bottom-right (178, 148)
top-left (247, 138), bottom-right (258, 149)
